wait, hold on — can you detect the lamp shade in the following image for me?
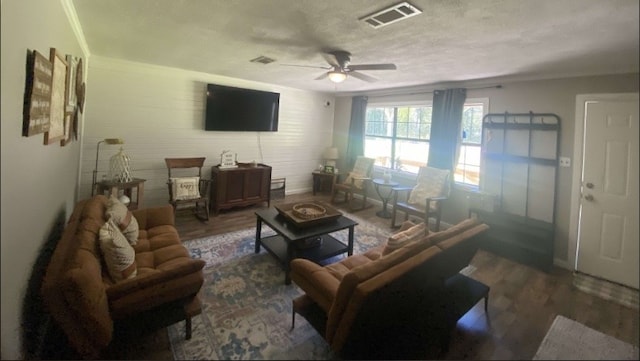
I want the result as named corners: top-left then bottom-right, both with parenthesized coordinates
top-left (104, 138), bottom-right (124, 145)
top-left (328, 71), bottom-right (347, 83)
top-left (323, 147), bottom-right (339, 160)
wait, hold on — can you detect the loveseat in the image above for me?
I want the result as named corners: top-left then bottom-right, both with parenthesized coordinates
top-left (290, 218), bottom-right (489, 359)
top-left (41, 195), bottom-right (205, 359)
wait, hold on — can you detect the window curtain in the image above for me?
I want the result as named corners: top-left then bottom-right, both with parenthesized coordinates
top-left (427, 88), bottom-right (467, 172)
top-left (345, 96), bottom-right (368, 169)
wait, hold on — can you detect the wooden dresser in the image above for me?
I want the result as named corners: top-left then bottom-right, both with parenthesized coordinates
top-left (210, 163), bottom-right (272, 215)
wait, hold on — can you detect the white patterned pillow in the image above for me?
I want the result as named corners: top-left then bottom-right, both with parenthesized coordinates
top-left (382, 221), bottom-right (427, 256)
top-left (352, 157), bottom-right (373, 176)
top-left (344, 172), bottom-right (367, 189)
top-left (99, 218), bottom-right (137, 282)
top-left (344, 157), bottom-right (374, 189)
top-left (171, 176), bottom-right (200, 201)
top-left (106, 196), bottom-right (139, 246)
top-left (407, 167), bottom-right (450, 208)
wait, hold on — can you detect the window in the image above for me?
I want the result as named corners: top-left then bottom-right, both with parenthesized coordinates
top-left (364, 98), bottom-right (488, 187)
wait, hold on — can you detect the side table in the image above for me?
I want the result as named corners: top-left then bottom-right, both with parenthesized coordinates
top-left (312, 171), bottom-right (337, 195)
top-left (96, 178), bottom-right (146, 210)
top-left (372, 178), bottom-right (399, 218)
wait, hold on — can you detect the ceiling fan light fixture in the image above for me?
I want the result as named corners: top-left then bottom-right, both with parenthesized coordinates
top-left (328, 70), bottom-right (347, 83)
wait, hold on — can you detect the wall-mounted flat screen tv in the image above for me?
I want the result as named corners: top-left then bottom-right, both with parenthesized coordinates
top-left (205, 83), bottom-right (280, 132)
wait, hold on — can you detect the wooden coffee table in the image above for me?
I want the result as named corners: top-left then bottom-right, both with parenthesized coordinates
top-left (254, 207), bottom-right (357, 284)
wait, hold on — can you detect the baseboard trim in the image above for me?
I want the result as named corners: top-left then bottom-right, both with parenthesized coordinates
top-left (553, 257), bottom-right (572, 270)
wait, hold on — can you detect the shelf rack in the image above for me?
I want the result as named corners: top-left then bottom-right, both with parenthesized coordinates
top-left (470, 111), bottom-right (560, 271)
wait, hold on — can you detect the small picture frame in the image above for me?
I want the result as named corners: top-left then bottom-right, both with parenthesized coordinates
top-left (65, 54), bottom-right (78, 112)
top-left (323, 165), bottom-right (334, 174)
top-left (44, 47), bottom-right (67, 145)
top-left (219, 150), bottom-right (238, 169)
top-left (60, 111), bottom-right (73, 146)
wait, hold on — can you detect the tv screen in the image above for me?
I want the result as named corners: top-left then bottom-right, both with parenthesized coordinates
top-left (205, 84), bottom-right (280, 132)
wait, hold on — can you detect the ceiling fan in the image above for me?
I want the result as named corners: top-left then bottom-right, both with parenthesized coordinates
top-left (281, 50), bottom-right (397, 83)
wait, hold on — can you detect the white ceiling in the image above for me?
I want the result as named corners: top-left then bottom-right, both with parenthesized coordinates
top-left (72, 0), bottom-right (639, 94)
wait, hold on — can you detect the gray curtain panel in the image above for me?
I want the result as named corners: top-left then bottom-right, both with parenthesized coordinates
top-left (427, 88), bottom-right (467, 171)
top-left (346, 95), bottom-right (368, 170)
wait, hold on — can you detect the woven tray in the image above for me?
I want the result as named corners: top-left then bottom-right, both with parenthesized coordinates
top-left (292, 203), bottom-right (327, 219)
top-left (275, 201), bottom-right (342, 228)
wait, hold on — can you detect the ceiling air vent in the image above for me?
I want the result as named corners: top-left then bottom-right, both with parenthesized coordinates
top-left (250, 56), bottom-right (275, 65)
top-left (359, 1), bottom-right (422, 29)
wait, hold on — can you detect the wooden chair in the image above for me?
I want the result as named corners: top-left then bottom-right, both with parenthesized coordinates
top-left (165, 157), bottom-right (211, 221)
top-left (391, 166), bottom-right (451, 231)
top-left (331, 156), bottom-right (375, 211)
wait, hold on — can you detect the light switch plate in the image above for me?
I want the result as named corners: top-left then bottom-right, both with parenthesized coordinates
top-left (559, 157), bottom-right (571, 167)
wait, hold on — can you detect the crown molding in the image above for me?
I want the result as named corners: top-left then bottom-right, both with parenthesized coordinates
top-left (61, 0), bottom-right (91, 59)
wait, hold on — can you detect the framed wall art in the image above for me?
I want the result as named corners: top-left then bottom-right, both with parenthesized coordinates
top-left (77, 82), bottom-right (86, 113)
top-left (44, 48), bottom-right (67, 145)
top-left (60, 111), bottom-right (73, 146)
top-left (76, 58), bottom-right (85, 113)
top-left (72, 107), bottom-right (79, 141)
top-left (65, 54), bottom-right (78, 112)
top-left (22, 49), bottom-right (52, 137)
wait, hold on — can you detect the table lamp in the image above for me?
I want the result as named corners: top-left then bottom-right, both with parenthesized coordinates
top-left (108, 147), bottom-right (133, 183)
top-left (92, 138), bottom-right (124, 196)
top-left (323, 147), bottom-right (339, 167)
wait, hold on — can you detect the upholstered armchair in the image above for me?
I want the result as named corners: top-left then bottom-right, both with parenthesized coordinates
top-left (391, 166), bottom-right (451, 231)
top-left (331, 156), bottom-right (375, 211)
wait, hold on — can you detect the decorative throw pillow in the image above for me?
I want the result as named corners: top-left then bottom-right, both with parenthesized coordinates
top-left (382, 221), bottom-right (427, 256)
top-left (344, 171), bottom-right (366, 189)
top-left (352, 157), bottom-right (372, 176)
top-left (99, 218), bottom-right (137, 282)
top-left (347, 157), bottom-right (373, 188)
top-left (170, 176), bottom-right (200, 201)
top-left (407, 167), bottom-right (450, 208)
top-left (106, 195), bottom-right (139, 246)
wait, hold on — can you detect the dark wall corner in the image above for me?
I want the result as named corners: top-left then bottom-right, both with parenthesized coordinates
top-left (20, 207), bottom-right (75, 360)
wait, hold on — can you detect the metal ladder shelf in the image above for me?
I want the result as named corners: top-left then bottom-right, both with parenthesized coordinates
top-left (474, 111), bottom-right (561, 271)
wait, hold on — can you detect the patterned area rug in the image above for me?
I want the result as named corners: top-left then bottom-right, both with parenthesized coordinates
top-left (168, 213), bottom-right (393, 360)
top-left (533, 315), bottom-right (639, 360)
top-left (573, 272), bottom-right (639, 310)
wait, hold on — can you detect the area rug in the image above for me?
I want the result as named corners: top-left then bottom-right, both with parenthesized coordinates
top-left (573, 272), bottom-right (639, 310)
top-left (533, 315), bottom-right (639, 360)
top-left (167, 214), bottom-right (393, 360)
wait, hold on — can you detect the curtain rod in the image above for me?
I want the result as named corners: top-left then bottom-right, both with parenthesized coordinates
top-left (365, 84), bottom-right (503, 98)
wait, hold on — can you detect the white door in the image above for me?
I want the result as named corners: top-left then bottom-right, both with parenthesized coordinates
top-left (576, 94), bottom-right (639, 289)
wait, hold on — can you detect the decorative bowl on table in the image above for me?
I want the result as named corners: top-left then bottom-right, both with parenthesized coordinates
top-left (292, 203), bottom-right (327, 219)
top-left (275, 201), bottom-right (342, 228)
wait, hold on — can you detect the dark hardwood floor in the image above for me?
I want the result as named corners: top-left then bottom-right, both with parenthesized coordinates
top-left (102, 191), bottom-right (639, 360)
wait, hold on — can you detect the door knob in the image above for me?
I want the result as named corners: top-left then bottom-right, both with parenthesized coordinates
top-left (586, 182), bottom-right (594, 189)
top-left (584, 194), bottom-right (594, 201)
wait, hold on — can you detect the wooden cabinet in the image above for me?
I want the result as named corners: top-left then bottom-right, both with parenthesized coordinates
top-left (210, 163), bottom-right (272, 215)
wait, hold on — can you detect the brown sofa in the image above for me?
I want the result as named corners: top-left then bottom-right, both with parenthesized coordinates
top-left (41, 195), bottom-right (205, 359)
top-left (290, 218), bottom-right (489, 359)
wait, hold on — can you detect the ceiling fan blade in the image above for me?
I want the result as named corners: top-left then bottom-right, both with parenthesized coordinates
top-left (321, 53), bottom-right (340, 68)
top-left (348, 64), bottom-right (397, 71)
top-left (349, 71), bottom-right (378, 82)
top-left (314, 72), bottom-right (329, 80)
top-left (280, 64), bottom-right (332, 70)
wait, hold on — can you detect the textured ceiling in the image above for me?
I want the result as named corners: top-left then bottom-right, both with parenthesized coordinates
top-left (72, 0), bottom-right (639, 93)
